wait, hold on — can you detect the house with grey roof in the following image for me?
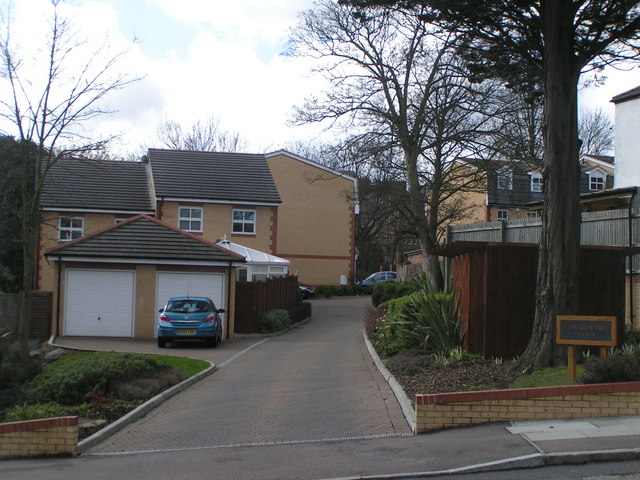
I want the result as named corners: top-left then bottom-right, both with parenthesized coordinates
top-left (37, 149), bottom-right (357, 340)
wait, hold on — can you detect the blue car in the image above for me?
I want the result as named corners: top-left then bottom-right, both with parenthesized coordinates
top-left (360, 271), bottom-right (397, 287)
top-left (157, 296), bottom-right (224, 348)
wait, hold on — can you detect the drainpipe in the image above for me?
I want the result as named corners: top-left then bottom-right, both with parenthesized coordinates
top-left (629, 189), bottom-right (637, 326)
top-left (226, 261), bottom-right (233, 340)
top-left (55, 256), bottom-right (62, 339)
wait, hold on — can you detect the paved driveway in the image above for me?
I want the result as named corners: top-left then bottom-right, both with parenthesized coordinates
top-left (63, 297), bottom-right (410, 454)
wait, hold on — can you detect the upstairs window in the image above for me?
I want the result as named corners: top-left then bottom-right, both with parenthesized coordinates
top-left (530, 172), bottom-right (543, 192)
top-left (497, 167), bottom-right (513, 190)
top-left (232, 209), bottom-right (256, 234)
top-left (589, 174), bottom-right (605, 191)
top-left (58, 217), bottom-right (84, 241)
top-left (179, 207), bottom-right (203, 232)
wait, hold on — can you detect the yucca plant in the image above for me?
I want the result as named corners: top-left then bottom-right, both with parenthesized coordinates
top-left (383, 274), bottom-right (464, 355)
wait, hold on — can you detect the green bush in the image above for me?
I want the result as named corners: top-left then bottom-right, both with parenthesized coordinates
top-left (260, 309), bottom-right (291, 333)
top-left (288, 302), bottom-right (311, 323)
top-left (369, 275), bottom-right (463, 356)
top-left (371, 280), bottom-right (418, 307)
top-left (27, 352), bottom-right (170, 405)
top-left (578, 347), bottom-right (640, 384)
top-left (624, 324), bottom-right (640, 347)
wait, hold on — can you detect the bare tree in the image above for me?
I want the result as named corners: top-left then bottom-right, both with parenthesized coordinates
top-left (0, 0), bottom-right (139, 351)
top-left (579, 107), bottom-right (614, 156)
top-left (157, 117), bottom-right (247, 152)
top-left (290, 1), bottom-right (498, 290)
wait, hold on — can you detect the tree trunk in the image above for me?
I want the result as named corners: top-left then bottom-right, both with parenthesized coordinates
top-left (404, 149), bottom-right (444, 290)
top-left (515, 0), bottom-right (581, 372)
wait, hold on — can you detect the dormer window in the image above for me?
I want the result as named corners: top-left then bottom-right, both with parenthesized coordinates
top-left (530, 171), bottom-right (543, 192)
top-left (497, 167), bottom-right (512, 190)
top-left (589, 172), bottom-right (605, 191)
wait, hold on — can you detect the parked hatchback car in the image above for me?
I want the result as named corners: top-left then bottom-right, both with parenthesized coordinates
top-left (359, 271), bottom-right (397, 287)
top-left (157, 296), bottom-right (224, 348)
top-left (298, 282), bottom-right (315, 299)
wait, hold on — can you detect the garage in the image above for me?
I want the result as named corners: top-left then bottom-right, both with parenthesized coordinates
top-left (64, 269), bottom-right (135, 337)
top-left (47, 216), bottom-right (244, 339)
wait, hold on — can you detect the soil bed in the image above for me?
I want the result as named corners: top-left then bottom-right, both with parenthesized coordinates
top-left (383, 352), bottom-right (519, 405)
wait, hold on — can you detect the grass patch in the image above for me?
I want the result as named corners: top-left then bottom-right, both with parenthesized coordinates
top-left (509, 365), bottom-right (583, 389)
top-left (151, 355), bottom-right (210, 377)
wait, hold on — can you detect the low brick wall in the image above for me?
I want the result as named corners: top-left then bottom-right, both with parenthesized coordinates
top-left (0, 416), bottom-right (78, 459)
top-left (416, 382), bottom-right (640, 433)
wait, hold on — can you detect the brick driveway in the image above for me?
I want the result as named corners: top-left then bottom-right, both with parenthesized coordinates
top-left (81, 297), bottom-right (410, 454)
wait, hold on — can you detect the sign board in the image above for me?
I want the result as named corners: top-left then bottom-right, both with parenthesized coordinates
top-left (556, 315), bottom-right (617, 347)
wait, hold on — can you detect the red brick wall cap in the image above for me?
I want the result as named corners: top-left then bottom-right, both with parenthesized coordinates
top-left (0, 416), bottom-right (79, 434)
top-left (416, 382), bottom-right (640, 405)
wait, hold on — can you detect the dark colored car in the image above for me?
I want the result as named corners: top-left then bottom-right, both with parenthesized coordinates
top-left (298, 283), bottom-right (315, 299)
top-left (157, 296), bottom-right (224, 348)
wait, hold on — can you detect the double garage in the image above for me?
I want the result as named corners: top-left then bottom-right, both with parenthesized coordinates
top-left (46, 215), bottom-right (245, 340)
top-left (63, 270), bottom-right (225, 338)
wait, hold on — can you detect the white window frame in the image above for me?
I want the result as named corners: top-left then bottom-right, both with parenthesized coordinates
top-left (589, 174), bottom-right (605, 191)
top-left (497, 209), bottom-right (508, 221)
top-left (179, 207), bottom-right (203, 232)
top-left (530, 172), bottom-right (543, 192)
top-left (232, 209), bottom-right (256, 235)
top-left (526, 211), bottom-right (539, 219)
top-left (58, 216), bottom-right (84, 241)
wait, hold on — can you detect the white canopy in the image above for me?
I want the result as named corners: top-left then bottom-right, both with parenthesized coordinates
top-left (216, 236), bottom-right (290, 266)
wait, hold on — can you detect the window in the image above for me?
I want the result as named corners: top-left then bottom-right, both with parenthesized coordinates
top-left (497, 209), bottom-right (508, 221)
top-left (497, 167), bottom-right (512, 190)
top-left (530, 172), bottom-right (543, 192)
top-left (589, 174), bottom-right (605, 191)
top-left (179, 207), bottom-right (202, 232)
top-left (232, 209), bottom-right (256, 234)
top-left (269, 266), bottom-right (286, 277)
top-left (58, 217), bottom-right (83, 241)
top-left (251, 265), bottom-right (268, 282)
top-left (527, 211), bottom-right (539, 219)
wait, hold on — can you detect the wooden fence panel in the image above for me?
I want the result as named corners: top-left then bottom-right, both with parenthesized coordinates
top-left (234, 276), bottom-right (300, 333)
top-left (0, 292), bottom-right (52, 341)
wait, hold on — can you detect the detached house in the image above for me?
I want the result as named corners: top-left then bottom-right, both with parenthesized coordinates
top-left (37, 149), bottom-right (357, 339)
top-left (463, 155), bottom-right (615, 222)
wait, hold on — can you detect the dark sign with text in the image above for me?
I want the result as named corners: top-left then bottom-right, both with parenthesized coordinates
top-left (556, 315), bottom-right (616, 347)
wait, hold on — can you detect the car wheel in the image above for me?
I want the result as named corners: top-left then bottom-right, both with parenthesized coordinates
top-left (208, 336), bottom-right (218, 348)
top-left (157, 338), bottom-right (167, 348)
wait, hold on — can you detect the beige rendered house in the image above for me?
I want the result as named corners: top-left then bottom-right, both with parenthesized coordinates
top-left (37, 149), bottom-right (357, 339)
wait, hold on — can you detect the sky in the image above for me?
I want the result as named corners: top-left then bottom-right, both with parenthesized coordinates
top-left (0, 0), bottom-right (639, 158)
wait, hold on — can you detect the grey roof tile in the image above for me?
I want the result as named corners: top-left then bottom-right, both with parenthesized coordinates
top-left (41, 158), bottom-right (154, 212)
top-left (46, 215), bottom-right (245, 264)
top-left (148, 148), bottom-right (281, 204)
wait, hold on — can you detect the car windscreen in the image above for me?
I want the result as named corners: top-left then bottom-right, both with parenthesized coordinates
top-left (165, 300), bottom-right (210, 313)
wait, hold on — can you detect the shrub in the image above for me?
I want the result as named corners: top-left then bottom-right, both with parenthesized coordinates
top-left (0, 329), bottom-right (43, 409)
top-left (288, 302), bottom-right (311, 324)
top-left (260, 309), bottom-right (291, 333)
top-left (578, 347), bottom-right (640, 384)
top-left (370, 275), bottom-right (463, 356)
top-left (27, 352), bottom-right (171, 405)
top-left (371, 280), bottom-right (418, 307)
top-left (624, 323), bottom-right (640, 347)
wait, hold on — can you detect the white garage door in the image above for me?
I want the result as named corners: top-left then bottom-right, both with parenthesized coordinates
top-left (65, 269), bottom-right (135, 337)
top-left (156, 272), bottom-right (225, 332)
